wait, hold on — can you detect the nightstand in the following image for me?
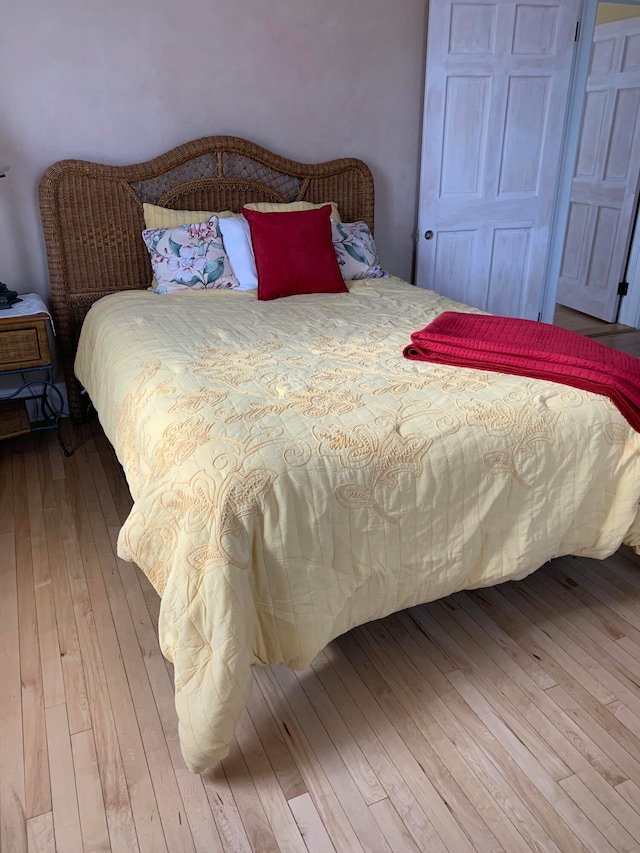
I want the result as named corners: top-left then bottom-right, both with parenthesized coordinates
top-left (0, 296), bottom-right (70, 455)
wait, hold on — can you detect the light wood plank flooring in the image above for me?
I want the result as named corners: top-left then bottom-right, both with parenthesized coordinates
top-left (4, 323), bottom-right (640, 850)
top-left (554, 304), bottom-right (640, 356)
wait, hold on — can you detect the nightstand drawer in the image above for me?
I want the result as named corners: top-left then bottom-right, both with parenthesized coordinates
top-left (0, 316), bottom-right (51, 369)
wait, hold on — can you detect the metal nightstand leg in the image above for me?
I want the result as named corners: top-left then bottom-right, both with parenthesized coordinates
top-left (37, 367), bottom-right (70, 456)
top-left (1, 366), bottom-right (71, 456)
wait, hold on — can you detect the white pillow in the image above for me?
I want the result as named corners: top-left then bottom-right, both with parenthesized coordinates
top-left (219, 216), bottom-right (258, 291)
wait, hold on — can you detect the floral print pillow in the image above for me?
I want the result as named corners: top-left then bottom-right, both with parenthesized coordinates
top-left (331, 221), bottom-right (389, 281)
top-left (142, 216), bottom-right (239, 293)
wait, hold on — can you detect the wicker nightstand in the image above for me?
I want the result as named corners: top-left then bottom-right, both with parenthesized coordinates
top-left (0, 300), bottom-right (69, 455)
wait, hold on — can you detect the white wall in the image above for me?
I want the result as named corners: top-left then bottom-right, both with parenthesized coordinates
top-left (0, 0), bottom-right (428, 304)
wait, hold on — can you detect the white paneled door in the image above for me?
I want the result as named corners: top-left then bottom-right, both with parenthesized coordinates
top-left (416, 0), bottom-right (581, 318)
top-left (556, 18), bottom-right (640, 322)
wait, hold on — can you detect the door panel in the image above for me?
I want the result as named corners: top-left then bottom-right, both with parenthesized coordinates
top-left (434, 231), bottom-right (479, 304)
top-left (449, 4), bottom-right (498, 52)
top-left (588, 206), bottom-right (620, 288)
top-left (499, 76), bottom-right (550, 194)
top-left (417, 0), bottom-right (581, 318)
top-left (576, 91), bottom-right (607, 176)
top-left (623, 32), bottom-right (640, 70)
top-left (560, 202), bottom-right (590, 280)
top-left (441, 77), bottom-right (491, 195)
top-left (556, 18), bottom-right (640, 321)
top-left (512, 5), bottom-right (558, 54)
top-left (486, 227), bottom-right (532, 315)
top-left (605, 88), bottom-right (640, 180)
top-left (592, 37), bottom-right (616, 73)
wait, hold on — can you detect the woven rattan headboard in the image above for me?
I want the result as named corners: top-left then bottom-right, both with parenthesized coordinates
top-left (38, 135), bottom-right (375, 422)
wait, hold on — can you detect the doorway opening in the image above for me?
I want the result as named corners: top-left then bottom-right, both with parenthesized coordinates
top-left (554, 1), bottom-right (640, 337)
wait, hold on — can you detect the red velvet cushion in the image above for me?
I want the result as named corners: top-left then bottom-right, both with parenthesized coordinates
top-left (242, 205), bottom-right (348, 301)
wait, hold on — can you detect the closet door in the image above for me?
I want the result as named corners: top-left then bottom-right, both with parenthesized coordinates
top-left (416, 0), bottom-right (580, 319)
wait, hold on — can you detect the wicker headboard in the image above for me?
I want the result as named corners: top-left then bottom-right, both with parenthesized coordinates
top-left (38, 135), bottom-right (375, 422)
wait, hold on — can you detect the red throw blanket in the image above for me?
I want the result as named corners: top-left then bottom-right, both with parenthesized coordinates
top-left (404, 312), bottom-right (640, 431)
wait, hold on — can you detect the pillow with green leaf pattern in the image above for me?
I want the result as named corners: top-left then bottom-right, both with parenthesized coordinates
top-left (331, 221), bottom-right (388, 281)
top-left (142, 216), bottom-right (239, 293)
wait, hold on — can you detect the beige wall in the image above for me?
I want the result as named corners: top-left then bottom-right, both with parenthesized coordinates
top-left (597, 2), bottom-right (640, 25)
top-left (0, 0), bottom-right (428, 303)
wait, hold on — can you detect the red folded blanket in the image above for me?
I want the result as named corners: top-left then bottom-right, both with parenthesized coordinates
top-left (404, 311), bottom-right (640, 431)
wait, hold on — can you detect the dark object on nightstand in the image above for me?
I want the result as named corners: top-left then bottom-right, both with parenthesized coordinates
top-left (0, 281), bottom-right (21, 309)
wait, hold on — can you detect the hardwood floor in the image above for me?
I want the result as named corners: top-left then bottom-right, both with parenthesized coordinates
top-left (4, 380), bottom-right (640, 850)
top-left (554, 304), bottom-right (640, 356)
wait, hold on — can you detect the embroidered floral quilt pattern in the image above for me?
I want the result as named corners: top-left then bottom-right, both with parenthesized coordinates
top-left (75, 277), bottom-right (640, 772)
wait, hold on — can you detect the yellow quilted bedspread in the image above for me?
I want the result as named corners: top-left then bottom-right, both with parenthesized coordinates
top-left (75, 277), bottom-right (640, 772)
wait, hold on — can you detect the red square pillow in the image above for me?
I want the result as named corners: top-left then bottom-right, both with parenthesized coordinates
top-left (242, 205), bottom-right (348, 301)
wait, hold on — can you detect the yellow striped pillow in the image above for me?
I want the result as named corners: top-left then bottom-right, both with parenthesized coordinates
top-left (242, 201), bottom-right (341, 222)
top-left (143, 203), bottom-right (235, 230)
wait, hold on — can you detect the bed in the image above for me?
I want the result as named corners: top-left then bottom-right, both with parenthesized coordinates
top-left (39, 136), bottom-right (640, 773)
